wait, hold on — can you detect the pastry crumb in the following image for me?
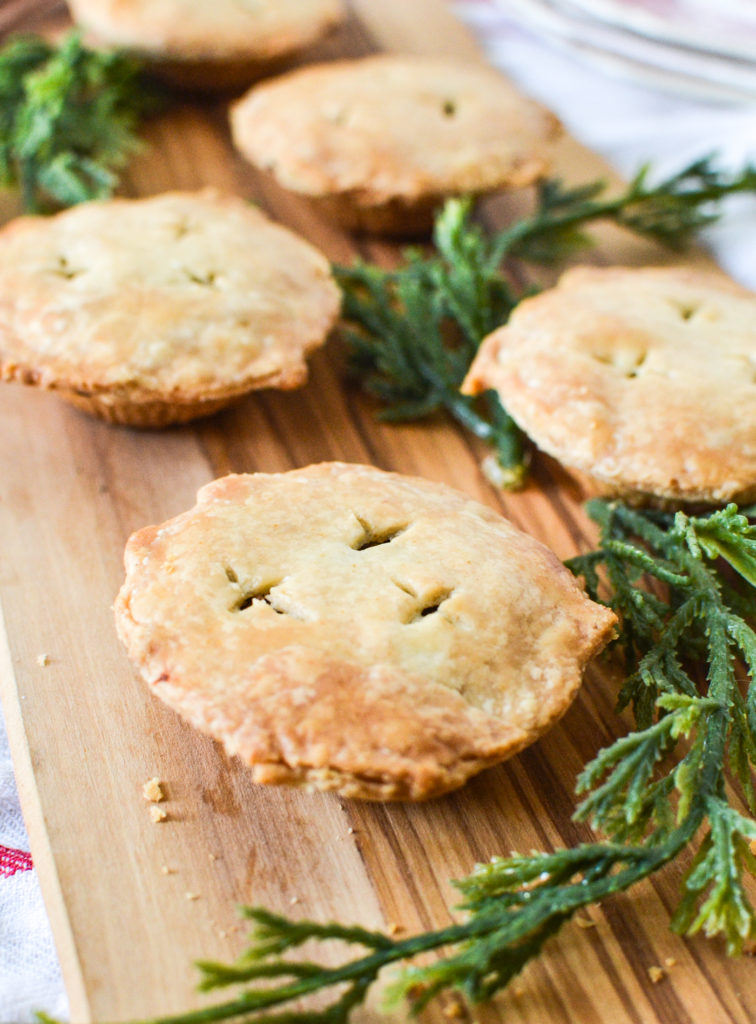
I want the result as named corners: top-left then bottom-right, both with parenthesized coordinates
top-left (442, 996), bottom-right (465, 1019)
top-left (387, 921), bottom-right (403, 936)
top-left (289, 896), bottom-right (300, 905)
top-left (209, 852), bottom-right (219, 862)
top-left (664, 957), bottom-right (677, 969)
top-left (512, 985), bottom-right (525, 998)
top-left (142, 777), bottom-right (165, 803)
top-left (160, 865), bottom-right (174, 875)
top-left (647, 966), bottom-right (665, 984)
top-left (575, 917), bottom-right (595, 929)
top-left (348, 826), bottom-right (356, 834)
top-left (150, 806), bottom-right (168, 823)
top-left (185, 891), bottom-right (200, 901)
top-left (36, 653), bottom-right (50, 666)
top-left (750, 838), bottom-right (756, 856)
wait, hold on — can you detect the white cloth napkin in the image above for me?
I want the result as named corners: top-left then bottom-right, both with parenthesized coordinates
top-left (0, 708), bottom-right (68, 1021)
top-left (2, 2), bottom-right (756, 1019)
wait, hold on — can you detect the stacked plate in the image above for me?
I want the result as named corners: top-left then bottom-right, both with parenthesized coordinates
top-left (496, 0), bottom-right (756, 103)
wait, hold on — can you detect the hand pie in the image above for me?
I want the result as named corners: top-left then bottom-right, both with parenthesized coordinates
top-left (67, 0), bottom-right (345, 91)
top-left (0, 190), bottom-right (340, 427)
top-left (231, 55), bottom-right (560, 235)
top-left (115, 462), bottom-right (616, 800)
top-left (464, 265), bottom-right (756, 505)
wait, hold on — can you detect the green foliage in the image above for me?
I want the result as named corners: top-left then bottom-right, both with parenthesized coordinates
top-left (48, 505), bottom-right (755, 1024)
top-left (337, 198), bottom-right (528, 489)
top-left (0, 31), bottom-right (157, 212)
top-left (338, 157), bottom-right (756, 489)
top-left (569, 502), bottom-right (756, 955)
top-left (499, 158), bottom-right (756, 262)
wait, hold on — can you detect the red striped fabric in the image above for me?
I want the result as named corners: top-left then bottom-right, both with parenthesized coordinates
top-left (0, 845), bottom-right (33, 878)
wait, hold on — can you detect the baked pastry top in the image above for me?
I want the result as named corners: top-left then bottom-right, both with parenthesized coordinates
top-left (463, 265), bottom-right (756, 505)
top-left (0, 190), bottom-right (340, 426)
top-left (115, 462), bottom-right (616, 800)
top-left (67, 0), bottom-right (344, 64)
top-left (230, 55), bottom-right (560, 233)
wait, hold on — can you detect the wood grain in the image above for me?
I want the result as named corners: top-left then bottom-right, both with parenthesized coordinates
top-left (0, 0), bottom-right (63, 35)
top-left (0, 2), bottom-right (753, 1022)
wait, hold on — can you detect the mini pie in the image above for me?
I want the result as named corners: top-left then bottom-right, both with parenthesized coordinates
top-left (0, 190), bottom-right (340, 427)
top-left (230, 55), bottom-right (561, 235)
top-left (114, 462), bottom-right (616, 800)
top-left (66, 0), bottom-right (345, 92)
top-left (463, 265), bottom-right (756, 505)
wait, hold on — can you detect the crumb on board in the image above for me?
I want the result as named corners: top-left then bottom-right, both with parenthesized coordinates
top-left (290, 896), bottom-right (300, 905)
top-left (160, 865), bottom-right (174, 875)
top-left (142, 777), bottom-right (165, 803)
top-left (185, 891), bottom-right (200, 901)
top-left (387, 922), bottom-right (403, 936)
top-left (647, 966), bottom-right (665, 984)
top-left (442, 996), bottom-right (465, 1019)
top-left (36, 653), bottom-right (50, 667)
top-left (150, 806), bottom-right (168, 823)
top-left (512, 985), bottom-right (525, 998)
top-left (750, 838), bottom-right (756, 857)
top-left (664, 957), bottom-right (677, 969)
top-left (209, 852), bottom-right (219, 862)
top-left (575, 915), bottom-right (596, 929)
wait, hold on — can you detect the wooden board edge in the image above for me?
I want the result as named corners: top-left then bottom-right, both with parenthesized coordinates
top-left (0, 602), bottom-right (91, 1023)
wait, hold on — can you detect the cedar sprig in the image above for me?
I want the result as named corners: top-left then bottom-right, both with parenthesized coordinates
top-left (497, 157), bottom-right (756, 263)
top-left (0, 31), bottom-right (157, 212)
top-left (337, 199), bottom-right (528, 489)
top-left (49, 503), bottom-right (756, 1024)
top-left (338, 157), bottom-right (756, 489)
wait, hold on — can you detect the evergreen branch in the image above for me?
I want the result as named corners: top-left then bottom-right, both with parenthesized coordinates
top-left (0, 31), bottom-right (160, 212)
top-left (337, 198), bottom-right (528, 490)
top-left (495, 158), bottom-right (756, 263)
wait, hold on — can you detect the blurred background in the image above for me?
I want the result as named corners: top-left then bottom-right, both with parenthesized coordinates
top-left (455, 0), bottom-right (756, 286)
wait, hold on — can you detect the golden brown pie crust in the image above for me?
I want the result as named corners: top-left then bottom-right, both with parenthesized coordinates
top-left (464, 265), bottom-right (756, 505)
top-left (67, 0), bottom-right (345, 91)
top-left (114, 463), bottom-right (616, 800)
top-left (0, 190), bottom-right (340, 427)
top-left (230, 55), bottom-right (561, 235)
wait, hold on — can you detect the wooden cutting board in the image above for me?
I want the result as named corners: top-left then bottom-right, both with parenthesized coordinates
top-left (1, 2), bottom-right (754, 1022)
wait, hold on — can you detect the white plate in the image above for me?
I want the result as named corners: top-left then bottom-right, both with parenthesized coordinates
top-left (495, 0), bottom-right (756, 102)
top-left (561, 0), bottom-right (756, 63)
